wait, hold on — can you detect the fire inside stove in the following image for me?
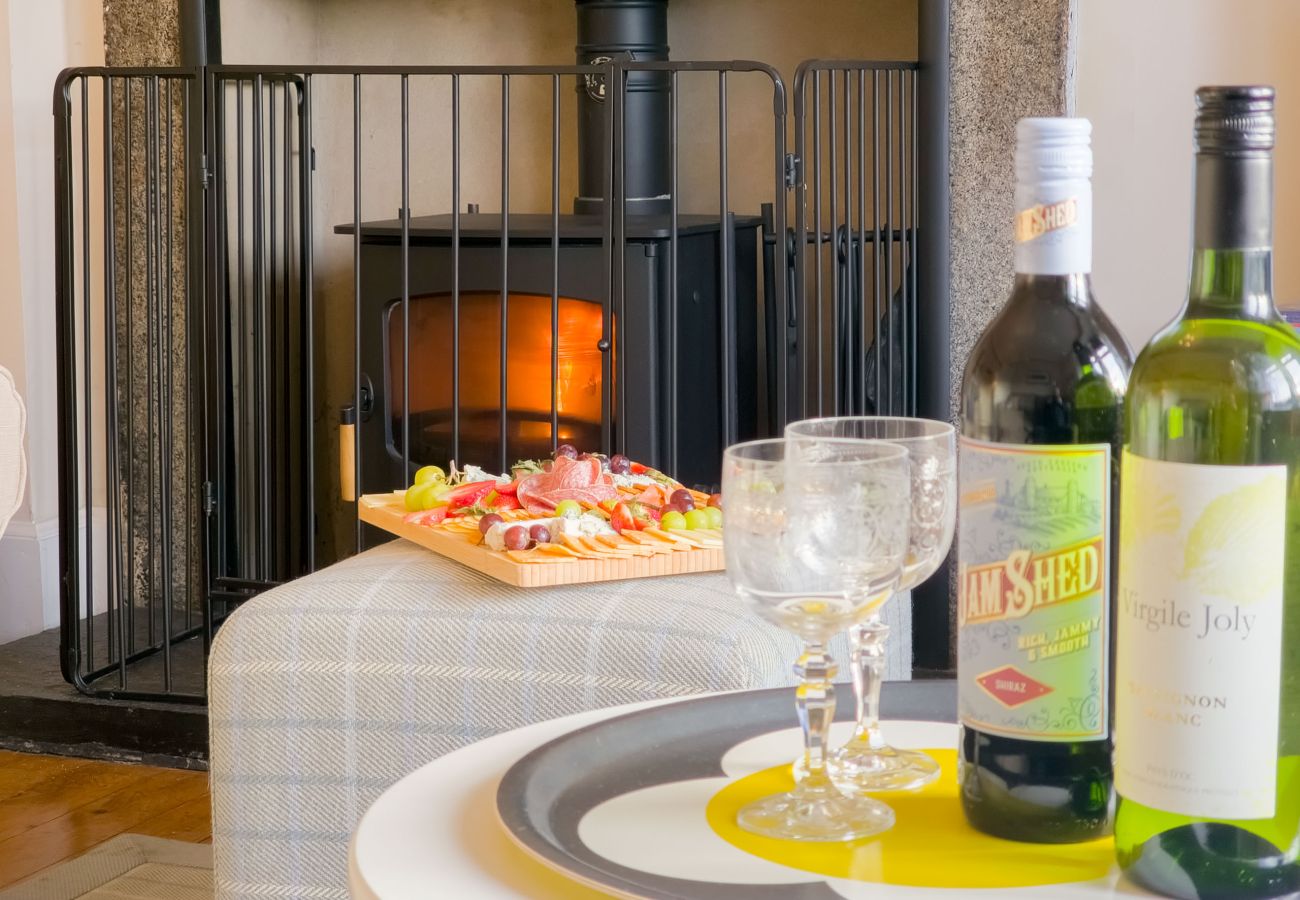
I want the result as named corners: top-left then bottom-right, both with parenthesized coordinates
top-left (386, 292), bottom-right (606, 465)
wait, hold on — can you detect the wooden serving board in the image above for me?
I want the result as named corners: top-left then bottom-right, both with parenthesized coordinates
top-left (358, 492), bottom-right (725, 588)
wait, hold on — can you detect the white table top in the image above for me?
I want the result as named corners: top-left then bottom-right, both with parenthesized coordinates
top-left (349, 695), bottom-right (677, 899)
top-left (348, 690), bottom-right (1149, 899)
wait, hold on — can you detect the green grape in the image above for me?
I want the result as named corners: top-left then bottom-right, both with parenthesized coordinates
top-left (703, 506), bottom-right (723, 529)
top-left (683, 509), bottom-right (709, 530)
top-left (413, 465), bottom-right (446, 485)
top-left (404, 482), bottom-right (437, 511)
top-left (554, 499), bottom-right (581, 518)
top-left (660, 511), bottom-right (687, 531)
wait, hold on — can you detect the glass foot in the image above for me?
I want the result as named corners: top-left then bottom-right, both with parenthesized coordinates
top-left (737, 777), bottom-right (895, 842)
top-left (829, 742), bottom-right (941, 793)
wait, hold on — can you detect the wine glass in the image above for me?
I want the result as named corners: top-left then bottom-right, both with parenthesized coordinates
top-left (785, 417), bottom-right (957, 792)
top-left (722, 437), bottom-right (911, 841)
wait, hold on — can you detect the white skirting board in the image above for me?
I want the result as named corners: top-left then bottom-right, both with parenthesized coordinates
top-left (0, 506), bottom-right (106, 645)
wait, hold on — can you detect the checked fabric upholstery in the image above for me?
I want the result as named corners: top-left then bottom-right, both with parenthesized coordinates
top-left (207, 538), bottom-right (911, 899)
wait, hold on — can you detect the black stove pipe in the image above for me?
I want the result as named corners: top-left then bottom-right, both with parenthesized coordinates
top-left (574, 0), bottom-right (671, 216)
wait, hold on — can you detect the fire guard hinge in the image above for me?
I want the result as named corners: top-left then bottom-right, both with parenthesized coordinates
top-left (203, 481), bottom-right (216, 516)
top-left (784, 153), bottom-right (799, 189)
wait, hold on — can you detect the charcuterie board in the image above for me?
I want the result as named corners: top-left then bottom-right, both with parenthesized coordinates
top-left (359, 491), bottom-right (725, 587)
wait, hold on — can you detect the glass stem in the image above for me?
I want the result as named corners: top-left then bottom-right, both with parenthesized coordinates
top-left (850, 616), bottom-right (889, 749)
top-left (794, 642), bottom-right (837, 783)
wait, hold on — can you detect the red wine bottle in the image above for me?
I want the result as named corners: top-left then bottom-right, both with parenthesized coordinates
top-left (957, 117), bottom-right (1133, 843)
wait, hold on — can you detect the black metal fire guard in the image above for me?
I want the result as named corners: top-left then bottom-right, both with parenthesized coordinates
top-left (52, 51), bottom-right (931, 702)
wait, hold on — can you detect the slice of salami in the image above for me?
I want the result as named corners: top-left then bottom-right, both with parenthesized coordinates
top-left (513, 455), bottom-right (617, 514)
top-left (515, 470), bottom-right (549, 512)
top-left (547, 456), bottom-right (598, 489)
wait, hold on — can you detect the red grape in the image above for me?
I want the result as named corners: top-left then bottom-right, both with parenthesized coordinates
top-left (661, 500), bottom-right (684, 516)
top-left (708, 493), bottom-right (722, 509)
top-left (478, 513), bottom-right (504, 535)
top-left (529, 524), bottom-right (552, 544)
top-left (609, 453), bottom-right (631, 475)
top-left (554, 443), bottom-right (578, 460)
top-left (669, 488), bottom-right (694, 511)
top-left (503, 526), bottom-right (530, 551)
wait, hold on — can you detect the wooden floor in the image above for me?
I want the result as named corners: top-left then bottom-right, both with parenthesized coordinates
top-left (0, 749), bottom-right (211, 890)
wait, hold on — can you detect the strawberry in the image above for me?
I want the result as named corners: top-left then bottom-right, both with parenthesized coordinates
top-left (495, 479), bottom-right (519, 497)
top-left (629, 461), bottom-right (649, 475)
top-left (492, 493), bottom-right (521, 511)
top-left (402, 506), bottom-right (449, 527)
top-left (627, 500), bottom-right (658, 529)
top-left (443, 480), bottom-right (498, 512)
top-left (610, 501), bottom-right (637, 534)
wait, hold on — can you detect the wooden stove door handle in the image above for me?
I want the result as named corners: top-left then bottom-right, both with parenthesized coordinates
top-left (340, 406), bottom-right (357, 503)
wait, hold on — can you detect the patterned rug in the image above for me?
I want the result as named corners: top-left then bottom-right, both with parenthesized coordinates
top-left (0, 835), bottom-right (212, 900)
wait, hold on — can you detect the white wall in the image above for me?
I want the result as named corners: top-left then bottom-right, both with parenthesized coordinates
top-left (0, 0), bottom-right (104, 644)
top-left (1078, 0), bottom-right (1300, 348)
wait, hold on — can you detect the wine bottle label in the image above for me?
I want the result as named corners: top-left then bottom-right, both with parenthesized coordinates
top-left (1014, 183), bottom-right (1092, 275)
top-left (1115, 452), bottom-right (1286, 820)
top-left (957, 438), bottom-right (1112, 742)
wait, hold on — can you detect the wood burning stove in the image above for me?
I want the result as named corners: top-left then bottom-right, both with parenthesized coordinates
top-left (339, 0), bottom-right (768, 493)
top-left (340, 211), bottom-right (762, 492)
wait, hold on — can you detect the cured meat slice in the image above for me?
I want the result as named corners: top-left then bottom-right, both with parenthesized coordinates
top-left (516, 456), bottom-right (618, 514)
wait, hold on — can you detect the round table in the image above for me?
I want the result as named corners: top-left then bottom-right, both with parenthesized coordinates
top-left (348, 695), bottom-right (682, 899)
top-left (348, 683), bottom-right (1141, 899)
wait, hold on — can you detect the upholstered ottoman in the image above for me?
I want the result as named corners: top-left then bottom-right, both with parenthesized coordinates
top-left (207, 538), bottom-right (910, 900)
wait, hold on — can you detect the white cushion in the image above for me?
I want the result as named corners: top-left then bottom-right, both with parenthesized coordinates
top-left (0, 365), bottom-right (25, 539)
top-left (207, 539), bottom-right (912, 899)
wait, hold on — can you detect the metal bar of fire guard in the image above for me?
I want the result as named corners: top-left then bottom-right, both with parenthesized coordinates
top-left (302, 74), bottom-right (316, 572)
top-left (499, 74), bottom-right (510, 474)
top-left (667, 69), bottom-right (679, 476)
top-left (124, 77), bottom-right (135, 659)
top-left (858, 69), bottom-right (867, 415)
top-left (873, 70), bottom-right (882, 414)
top-left (718, 71), bottom-right (733, 447)
top-left (204, 65), bottom-right (221, 661)
top-left (101, 75), bottom-right (119, 674)
top-left (451, 74), bottom-right (461, 467)
top-left (402, 74), bottom-right (412, 479)
top-left (615, 67), bottom-right (627, 454)
top-left (813, 71), bottom-right (823, 416)
top-left (352, 74), bottom-right (362, 553)
top-left (600, 64), bottom-right (614, 456)
top-left (550, 75), bottom-right (560, 455)
top-left (792, 60), bottom-right (919, 419)
top-left (78, 78), bottom-right (93, 674)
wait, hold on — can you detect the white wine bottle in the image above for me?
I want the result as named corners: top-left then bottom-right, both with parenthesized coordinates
top-left (1115, 86), bottom-right (1300, 899)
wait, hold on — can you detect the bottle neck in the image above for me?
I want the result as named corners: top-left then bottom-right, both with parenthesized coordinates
top-left (1187, 152), bottom-right (1275, 320)
top-left (1187, 248), bottom-right (1274, 319)
top-left (1013, 176), bottom-right (1091, 277)
top-left (1011, 271), bottom-right (1093, 306)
